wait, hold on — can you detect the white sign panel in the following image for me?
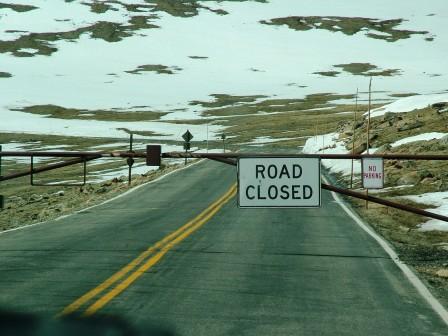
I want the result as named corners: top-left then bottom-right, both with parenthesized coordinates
top-left (238, 157), bottom-right (321, 208)
top-left (362, 158), bottom-right (384, 189)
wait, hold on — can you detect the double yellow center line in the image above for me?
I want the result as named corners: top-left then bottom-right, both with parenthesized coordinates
top-left (59, 183), bottom-right (237, 317)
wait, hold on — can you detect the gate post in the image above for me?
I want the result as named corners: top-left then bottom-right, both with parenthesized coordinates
top-left (0, 144), bottom-right (3, 210)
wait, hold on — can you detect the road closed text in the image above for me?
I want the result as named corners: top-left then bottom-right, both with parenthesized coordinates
top-left (245, 164), bottom-right (313, 200)
top-left (238, 157), bottom-right (321, 208)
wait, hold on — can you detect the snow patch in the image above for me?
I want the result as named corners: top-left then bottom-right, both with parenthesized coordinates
top-left (302, 133), bottom-right (361, 176)
top-left (370, 93), bottom-right (448, 118)
top-left (246, 136), bottom-right (293, 145)
top-left (391, 132), bottom-right (447, 147)
top-left (401, 192), bottom-right (448, 231)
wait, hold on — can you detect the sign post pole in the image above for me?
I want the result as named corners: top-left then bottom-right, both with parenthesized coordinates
top-left (127, 133), bottom-right (134, 186)
top-left (366, 77), bottom-right (373, 208)
top-left (182, 130), bottom-right (193, 166)
top-left (221, 133), bottom-right (226, 153)
top-left (0, 144), bottom-right (3, 210)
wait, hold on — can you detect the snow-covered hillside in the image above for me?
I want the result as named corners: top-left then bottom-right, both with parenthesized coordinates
top-left (1, 0), bottom-right (447, 139)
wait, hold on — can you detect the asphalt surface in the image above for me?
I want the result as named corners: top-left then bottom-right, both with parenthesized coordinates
top-left (0, 159), bottom-right (447, 335)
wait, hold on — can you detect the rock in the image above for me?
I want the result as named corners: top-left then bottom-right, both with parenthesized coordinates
top-left (80, 184), bottom-right (95, 194)
top-left (96, 187), bottom-right (108, 194)
top-left (397, 172), bottom-right (420, 185)
top-left (42, 193), bottom-right (50, 200)
top-left (29, 194), bottom-right (43, 203)
top-left (398, 120), bottom-right (424, 131)
top-left (369, 133), bottom-right (379, 142)
top-left (352, 142), bottom-right (367, 155)
top-left (339, 131), bottom-right (353, 139)
top-left (403, 161), bottom-right (417, 169)
top-left (383, 112), bottom-right (396, 121)
top-left (436, 177), bottom-right (448, 191)
top-left (432, 102), bottom-right (447, 112)
top-left (52, 190), bottom-right (65, 197)
top-left (420, 177), bottom-right (436, 185)
top-left (9, 196), bottom-right (25, 206)
top-left (30, 213), bottom-right (39, 220)
top-left (440, 135), bottom-right (448, 145)
top-left (112, 176), bottom-right (126, 183)
top-left (393, 162), bottom-right (403, 169)
top-left (49, 204), bottom-right (64, 212)
top-left (418, 170), bottom-right (434, 179)
top-left (376, 144), bottom-right (392, 153)
top-left (436, 269), bottom-right (448, 278)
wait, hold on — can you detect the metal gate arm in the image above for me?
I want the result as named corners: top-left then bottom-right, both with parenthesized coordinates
top-left (322, 183), bottom-right (448, 223)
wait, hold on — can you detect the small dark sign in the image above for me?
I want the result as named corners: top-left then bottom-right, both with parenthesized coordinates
top-left (146, 145), bottom-right (161, 166)
top-left (182, 130), bottom-right (193, 142)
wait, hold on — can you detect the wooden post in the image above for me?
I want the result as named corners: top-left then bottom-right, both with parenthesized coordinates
top-left (127, 133), bottom-right (134, 186)
top-left (365, 78), bottom-right (372, 208)
top-left (0, 144), bottom-right (3, 210)
top-left (350, 89), bottom-right (358, 189)
top-left (206, 123), bottom-right (209, 153)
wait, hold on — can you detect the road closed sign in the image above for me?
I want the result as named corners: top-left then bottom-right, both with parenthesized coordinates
top-left (362, 158), bottom-right (384, 189)
top-left (238, 157), bottom-right (321, 208)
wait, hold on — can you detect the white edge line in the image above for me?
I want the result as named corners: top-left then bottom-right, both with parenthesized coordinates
top-left (323, 175), bottom-right (448, 326)
top-left (0, 159), bottom-right (204, 236)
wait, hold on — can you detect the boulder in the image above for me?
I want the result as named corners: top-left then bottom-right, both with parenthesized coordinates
top-left (339, 131), bottom-right (353, 140)
top-left (52, 190), bottom-right (65, 197)
top-left (376, 144), bottom-right (392, 153)
top-left (397, 172), bottom-right (420, 185)
top-left (398, 120), bottom-right (424, 131)
top-left (29, 194), bottom-right (43, 203)
top-left (440, 135), bottom-right (448, 145)
top-left (432, 102), bottom-right (447, 112)
top-left (436, 176), bottom-right (448, 191)
top-left (383, 112), bottom-right (396, 121)
top-left (436, 269), bottom-right (448, 278)
top-left (49, 204), bottom-right (64, 212)
top-left (80, 184), bottom-right (95, 194)
top-left (418, 170), bottom-right (434, 179)
top-left (420, 177), bottom-right (437, 185)
top-left (96, 187), bottom-right (108, 194)
top-left (403, 161), bottom-right (417, 169)
top-left (352, 142), bottom-right (367, 155)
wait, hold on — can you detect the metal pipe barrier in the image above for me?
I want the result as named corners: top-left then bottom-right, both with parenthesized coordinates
top-left (1, 149), bottom-right (447, 222)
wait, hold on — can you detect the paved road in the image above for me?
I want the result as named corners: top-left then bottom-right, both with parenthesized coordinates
top-left (0, 160), bottom-right (447, 335)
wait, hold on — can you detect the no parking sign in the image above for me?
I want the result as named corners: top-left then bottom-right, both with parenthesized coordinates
top-left (362, 158), bottom-right (384, 189)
